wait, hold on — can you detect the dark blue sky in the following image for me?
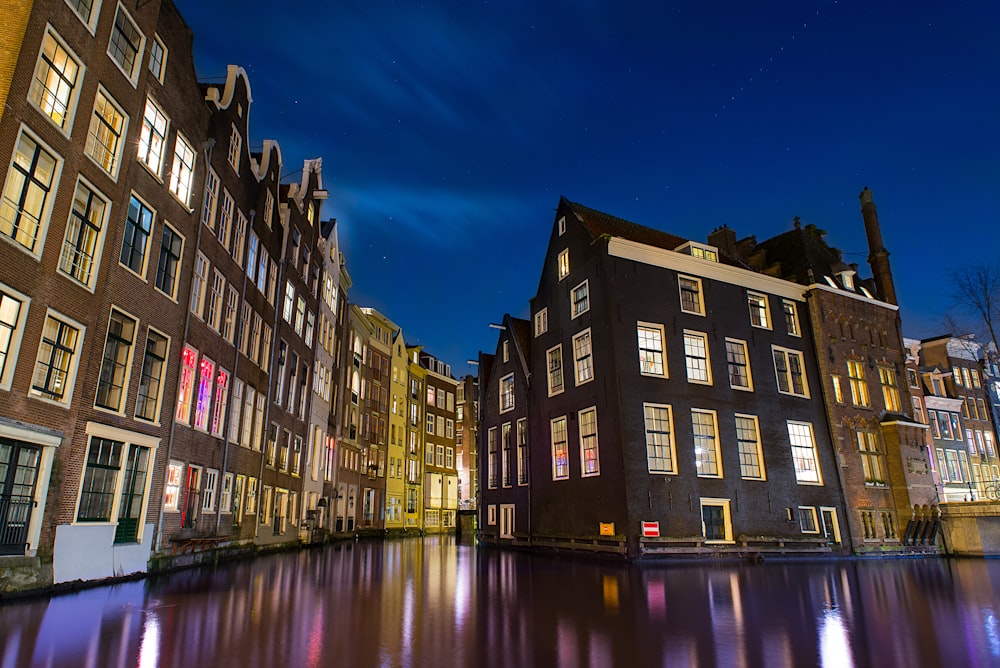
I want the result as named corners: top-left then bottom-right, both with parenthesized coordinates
top-left (174, 0), bottom-right (1000, 374)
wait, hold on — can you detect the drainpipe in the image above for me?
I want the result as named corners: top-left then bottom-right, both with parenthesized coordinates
top-left (155, 138), bottom-right (215, 552)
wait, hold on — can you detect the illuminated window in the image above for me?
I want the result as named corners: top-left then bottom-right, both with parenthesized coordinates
top-left (683, 331), bottom-right (711, 384)
top-left (534, 308), bottom-right (548, 336)
top-left (217, 189), bottom-right (233, 248)
top-left (59, 179), bottom-right (108, 287)
top-left (175, 345), bottom-right (197, 424)
top-left (94, 308), bottom-right (137, 411)
top-left (692, 409), bottom-right (721, 477)
top-left (579, 407), bottom-right (599, 476)
top-left (847, 359), bottom-right (869, 407)
top-left (557, 249), bottom-right (569, 280)
top-left (637, 323), bottom-right (666, 377)
top-left (29, 29), bottom-right (81, 130)
top-left (787, 421), bottom-right (822, 484)
top-left (228, 123), bottom-right (241, 173)
top-left (747, 292), bottom-right (770, 329)
top-left (168, 132), bottom-right (196, 206)
top-left (137, 97), bottom-right (167, 175)
top-left (193, 356), bottom-right (214, 431)
top-left (0, 288), bottom-right (26, 390)
top-left (31, 312), bottom-right (82, 403)
top-left (644, 403), bottom-right (676, 474)
top-left (546, 344), bottom-right (564, 396)
top-left (857, 431), bottom-right (886, 485)
top-left (1, 129), bottom-right (60, 255)
top-left (85, 88), bottom-right (126, 176)
top-left (573, 329), bottom-right (594, 385)
top-left (879, 366), bottom-right (901, 412)
top-left (551, 416), bottom-right (568, 480)
top-left (782, 300), bottom-right (800, 336)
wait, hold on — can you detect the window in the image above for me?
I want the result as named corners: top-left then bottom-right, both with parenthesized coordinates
top-left (31, 312), bottom-right (82, 403)
top-left (551, 416), bottom-right (569, 480)
top-left (501, 423), bottom-right (511, 487)
top-left (59, 179), bottom-right (108, 287)
top-left (76, 437), bottom-right (140, 525)
top-left (701, 498), bottom-right (732, 542)
top-left (94, 308), bottom-right (137, 411)
top-left (426, 413), bottom-right (435, 435)
top-left (283, 281), bottom-right (295, 322)
top-left (85, 88), bottom-right (126, 176)
top-left (832, 375), bottom-right (844, 403)
top-left (232, 212), bottom-right (247, 266)
top-left (502, 339), bottom-right (509, 363)
top-left (558, 216), bottom-right (566, 235)
top-left (175, 345), bottom-right (197, 424)
top-left (747, 292), bottom-right (770, 329)
top-left (782, 300), bottom-right (800, 336)
top-left (735, 414), bottom-right (765, 479)
top-left (206, 270), bottom-right (224, 331)
top-left (683, 331), bottom-right (712, 384)
top-left (534, 308), bottom-right (548, 336)
top-left (678, 276), bottom-right (704, 315)
top-left (222, 285), bottom-right (238, 343)
top-left (228, 123), bottom-right (242, 172)
top-left (558, 249), bottom-right (569, 280)
top-left (643, 403), bottom-right (676, 474)
top-left (773, 346), bottom-right (808, 397)
top-left (907, 368), bottom-right (919, 387)
top-left (137, 97), bottom-right (167, 175)
top-left (217, 189), bottom-right (233, 249)
top-left (153, 223), bottom-right (182, 298)
top-left (787, 421), bottom-right (822, 484)
top-left (857, 431), bottom-right (886, 486)
top-left (168, 133), bottom-right (196, 206)
top-left (573, 329), bottom-right (594, 385)
top-left (66, 0), bottom-right (100, 28)
top-left (879, 366), bottom-right (901, 412)
top-left (571, 280), bottom-right (590, 318)
top-left (436, 445), bottom-right (445, 467)
top-left (0, 287), bottom-right (28, 390)
top-left (29, 29), bottom-right (81, 131)
top-left (847, 360), bottom-right (870, 407)
top-left (517, 418), bottom-right (528, 485)
top-left (263, 190), bottom-right (274, 228)
top-left (190, 252), bottom-right (208, 318)
top-left (978, 398), bottom-right (989, 422)
top-left (135, 329), bottom-right (168, 422)
top-left (148, 35), bottom-right (166, 82)
top-left (579, 407), bottom-right (599, 476)
top-left (120, 195), bottom-right (153, 275)
top-left (692, 409), bottom-right (721, 477)
top-left (546, 344), bottom-right (564, 396)
top-left (295, 296), bottom-right (305, 336)
top-left (108, 4), bottom-right (144, 82)
top-left (246, 233), bottom-right (259, 283)
top-left (193, 357), bottom-right (214, 431)
top-left (637, 323), bottom-right (666, 377)
top-left (725, 338), bottom-right (752, 390)
top-left (210, 368), bottom-right (229, 437)
top-left (201, 168), bottom-right (218, 230)
top-left (1, 129), bottom-right (60, 255)
top-left (799, 507), bottom-right (819, 534)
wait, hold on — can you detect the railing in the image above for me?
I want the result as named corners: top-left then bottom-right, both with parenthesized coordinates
top-left (0, 492), bottom-right (33, 555)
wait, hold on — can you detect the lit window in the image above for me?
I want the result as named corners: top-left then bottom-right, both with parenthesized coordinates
top-left (29, 29), bottom-right (81, 130)
top-left (192, 356), bottom-right (214, 431)
top-left (295, 296), bottom-right (305, 336)
top-left (31, 312), bottom-right (83, 403)
top-left (217, 189), bottom-right (233, 248)
top-left (572, 329), bottom-right (594, 385)
top-left (148, 35), bottom-right (166, 82)
top-left (517, 418), bottom-right (528, 485)
top-left (246, 232), bottom-right (259, 282)
top-left (551, 416), bottom-right (569, 480)
top-left (0, 288), bottom-right (28, 390)
top-left (546, 344), bottom-right (564, 396)
top-left (735, 414), bottom-right (764, 479)
top-left (168, 133), bottom-right (196, 206)
top-left (222, 285), bottom-right (238, 343)
top-left (678, 276), bottom-right (704, 315)
top-left (135, 329), bottom-right (168, 422)
top-left (190, 252), bottom-right (208, 318)
top-left (232, 211), bottom-right (247, 266)
top-left (263, 190), bottom-right (274, 228)
top-left (175, 345), bottom-right (197, 424)
top-left (857, 431), bottom-right (886, 485)
top-left (558, 249), bottom-right (569, 280)
top-left (108, 4), bottom-right (144, 82)
top-left (205, 269), bottom-right (224, 332)
top-left (683, 331), bottom-right (711, 384)
top-left (153, 223), bottom-right (183, 298)
top-left (59, 179), bottom-right (108, 287)
top-left (283, 280), bottom-right (295, 322)
top-left (692, 409), bottom-right (721, 477)
top-left (164, 461), bottom-right (182, 511)
top-left (86, 88), bottom-right (126, 176)
top-left (202, 469), bottom-right (218, 513)
top-left (787, 421), bottom-right (822, 484)
top-left (571, 280), bottom-right (590, 318)
top-left (534, 308), bottom-right (548, 336)
top-left (879, 366), bottom-right (901, 412)
top-left (637, 323), bottom-right (666, 377)
top-left (94, 308), bottom-right (137, 411)
top-left (847, 359), bottom-right (869, 407)
top-left (1, 129), bottom-right (59, 255)
top-left (501, 422), bottom-right (511, 487)
top-left (773, 346), bottom-right (808, 397)
top-left (747, 292), bottom-right (770, 329)
top-left (487, 427), bottom-right (497, 488)
top-left (643, 403), bottom-right (676, 474)
top-left (137, 97), bottom-right (168, 174)
top-left (579, 407), bottom-right (599, 476)
top-left (500, 373), bottom-right (514, 412)
top-left (725, 338), bottom-right (752, 390)
top-left (782, 300), bottom-right (800, 336)
top-left (228, 123), bottom-right (241, 173)
top-left (832, 375), bottom-right (844, 403)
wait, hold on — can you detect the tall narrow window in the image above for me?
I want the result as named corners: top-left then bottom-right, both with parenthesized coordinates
top-left (557, 249), bottom-right (569, 280)
top-left (773, 347), bottom-right (808, 397)
top-left (644, 403), bottom-right (676, 474)
top-left (747, 292), bottom-right (770, 328)
top-left (135, 329), bottom-right (168, 422)
top-left (148, 35), bottom-right (166, 82)
top-left (76, 437), bottom-right (122, 522)
top-left (1, 131), bottom-right (59, 254)
top-left (534, 308), bottom-right (548, 336)
top-left (29, 29), bottom-right (80, 130)
top-left (108, 5), bottom-right (144, 82)
top-left (31, 313), bottom-right (81, 402)
top-left (86, 88), bottom-right (126, 176)
top-left (725, 338), bottom-right (752, 390)
top-left (168, 133), bottom-right (196, 206)
top-left (201, 168), bottom-right (218, 230)
top-left (232, 211), bottom-right (247, 266)
top-left (678, 276), bottom-right (703, 315)
top-left (487, 427), bottom-right (496, 488)
top-left (222, 285), bottom-right (238, 343)
top-left (637, 323), bottom-right (666, 377)
top-left (546, 344), bottom-right (564, 396)
top-left (573, 329), bottom-right (594, 385)
top-left (847, 360), bottom-right (870, 407)
top-left (571, 280), bottom-right (590, 318)
top-left (782, 300), bottom-right (800, 336)
top-left (210, 368), bottom-right (229, 437)
top-left (517, 418), bottom-right (528, 485)
top-left (579, 407), bottom-right (599, 476)
top-left (194, 357), bottom-right (214, 431)
top-left (857, 431), bottom-right (886, 485)
top-left (878, 366), bottom-right (901, 412)
top-left (190, 252), bottom-right (208, 318)
top-left (735, 414), bottom-right (764, 479)
top-left (228, 123), bottom-right (241, 172)
top-left (95, 308), bottom-right (137, 411)
top-left (692, 409), bottom-right (721, 477)
top-left (59, 180), bottom-right (107, 287)
top-left (175, 345), bottom-right (197, 424)
top-left (788, 421), bottom-right (822, 484)
top-left (683, 331), bottom-right (711, 384)
top-left (551, 416), bottom-right (569, 480)
top-left (154, 223), bottom-right (182, 298)
top-left (206, 270), bottom-right (224, 331)
top-left (137, 97), bottom-right (167, 175)
top-left (0, 290), bottom-right (26, 388)
top-left (217, 189), bottom-right (233, 249)
top-left (120, 195), bottom-right (153, 275)
top-left (501, 422), bottom-right (511, 487)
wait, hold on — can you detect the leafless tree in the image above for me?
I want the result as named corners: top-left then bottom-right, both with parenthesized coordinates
top-left (948, 263), bottom-right (1000, 357)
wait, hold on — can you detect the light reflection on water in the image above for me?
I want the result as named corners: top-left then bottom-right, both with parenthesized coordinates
top-left (1, 537), bottom-right (999, 667)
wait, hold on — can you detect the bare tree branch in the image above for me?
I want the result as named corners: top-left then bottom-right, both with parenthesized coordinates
top-left (949, 263), bottom-right (1000, 356)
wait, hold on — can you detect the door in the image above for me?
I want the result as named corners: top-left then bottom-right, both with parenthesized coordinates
top-left (499, 504), bottom-right (515, 538)
top-left (820, 507), bottom-right (842, 544)
top-left (0, 439), bottom-right (41, 555)
top-left (114, 446), bottom-right (150, 544)
top-left (181, 465), bottom-right (202, 528)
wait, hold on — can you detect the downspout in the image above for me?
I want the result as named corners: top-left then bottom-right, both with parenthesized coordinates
top-left (155, 138), bottom-right (215, 552)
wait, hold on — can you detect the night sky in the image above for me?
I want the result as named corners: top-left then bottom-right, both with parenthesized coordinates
top-left (173, 0), bottom-right (1000, 375)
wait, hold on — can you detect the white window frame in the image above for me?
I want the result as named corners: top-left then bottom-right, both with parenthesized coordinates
top-left (578, 406), bottom-right (600, 477)
top-left (148, 34), bottom-right (167, 83)
top-left (700, 498), bottom-right (733, 543)
top-left (787, 420), bottom-right (823, 485)
top-left (28, 26), bottom-right (84, 135)
top-left (546, 344), bottom-right (564, 397)
top-left (557, 249), bottom-right (569, 280)
top-left (93, 306), bottom-right (139, 414)
top-left (499, 373), bottom-right (514, 413)
top-left (65, 0), bottom-right (103, 33)
top-left (551, 416), bottom-right (569, 481)
top-left (678, 275), bottom-right (704, 315)
top-left (571, 279), bottom-right (590, 319)
top-left (137, 96), bottom-right (168, 177)
top-left (725, 337), bottom-right (753, 391)
top-left (637, 322), bottom-right (667, 378)
top-left (572, 328), bottom-right (594, 386)
top-left (58, 175), bottom-right (111, 290)
top-left (773, 346), bottom-right (809, 398)
top-left (168, 131), bottom-right (196, 208)
top-left (1, 125), bottom-right (63, 260)
top-left (683, 330), bottom-right (712, 385)
top-left (29, 308), bottom-right (86, 406)
top-left (202, 468), bottom-right (219, 513)
top-left (534, 307), bottom-right (548, 336)
top-left (798, 506), bottom-right (820, 534)
top-left (782, 300), bottom-right (801, 337)
top-left (0, 282), bottom-right (31, 392)
top-left (85, 85), bottom-right (128, 180)
top-left (643, 402), bottom-right (676, 474)
top-left (107, 3), bottom-right (145, 85)
top-left (747, 291), bottom-right (771, 329)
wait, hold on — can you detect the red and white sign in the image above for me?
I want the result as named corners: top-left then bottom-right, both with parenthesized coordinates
top-left (642, 521), bottom-right (660, 537)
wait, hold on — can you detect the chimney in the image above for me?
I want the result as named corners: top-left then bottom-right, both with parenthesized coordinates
top-left (708, 225), bottom-right (737, 258)
top-left (860, 187), bottom-right (897, 305)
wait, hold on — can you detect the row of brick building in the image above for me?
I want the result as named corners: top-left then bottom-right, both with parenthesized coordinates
top-left (477, 194), bottom-right (1000, 557)
top-left (0, 0), bottom-right (476, 592)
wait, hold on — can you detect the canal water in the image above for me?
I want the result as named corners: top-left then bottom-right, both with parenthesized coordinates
top-left (1, 537), bottom-right (999, 667)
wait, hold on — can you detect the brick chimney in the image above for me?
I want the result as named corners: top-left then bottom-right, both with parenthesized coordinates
top-left (708, 225), bottom-right (737, 258)
top-left (860, 187), bottom-right (897, 305)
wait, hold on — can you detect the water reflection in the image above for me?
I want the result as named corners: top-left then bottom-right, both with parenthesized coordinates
top-left (1, 538), bottom-right (999, 667)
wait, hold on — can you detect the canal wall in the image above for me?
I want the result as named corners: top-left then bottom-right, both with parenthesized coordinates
top-left (938, 502), bottom-right (1000, 557)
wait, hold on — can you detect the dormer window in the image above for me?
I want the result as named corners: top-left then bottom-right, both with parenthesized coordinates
top-left (838, 270), bottom-right (855, 290)
top-left (676, 241), bottom-right (718, 262)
